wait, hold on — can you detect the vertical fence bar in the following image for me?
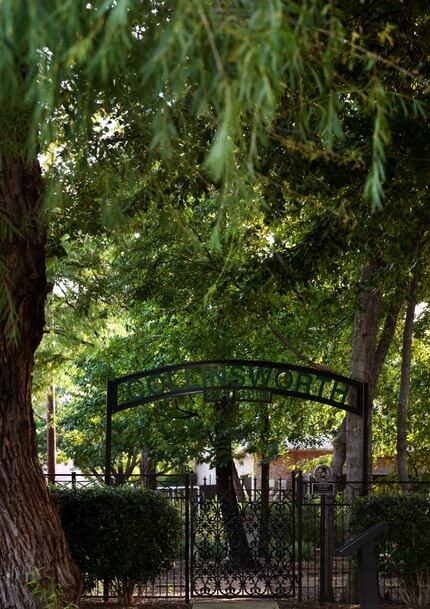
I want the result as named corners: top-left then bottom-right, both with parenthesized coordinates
top-left (104, 380), bottom-right (115, 486)
top-left (297, 470), bottom-right (303, 603)
top-left (362, 382), bottom-right (369, 495)
top-left (185, 473), bottom-right (190, 604)
top-left (103, 381), bottom-right (115, 602)
top-left (291, 473), bottom-right (296, 598)
top-left (319, 495), bottom-right (326, 604)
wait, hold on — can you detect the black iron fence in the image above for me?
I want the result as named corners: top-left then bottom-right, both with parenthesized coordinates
top-left (45, 472), bottom-right (430, 604)
top-left (46, 472), bottom-right (191, 601)
top-left (297, 476), bottom-right (430, 604)
top-left (192, 478), bottom-right (296, 598)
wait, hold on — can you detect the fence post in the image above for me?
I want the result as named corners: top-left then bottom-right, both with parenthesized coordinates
top-left (319, 495), bottom-right (326, 604)
top-left (297, 470), bottom-right (303, 603)
top-left (185, 472), bottom-right (190, 604)
top-left (291, 473), bottom-right (296, 598)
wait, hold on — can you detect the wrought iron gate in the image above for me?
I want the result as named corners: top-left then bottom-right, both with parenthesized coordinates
top-left (191, 480), bottom-right (296, 598)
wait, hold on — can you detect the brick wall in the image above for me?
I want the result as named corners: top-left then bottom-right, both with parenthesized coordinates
top-left (254, 448), bottom-right (332, 486)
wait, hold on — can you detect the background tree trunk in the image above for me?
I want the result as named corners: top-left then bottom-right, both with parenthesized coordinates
top-left (46, 381), bottom-right (56, 484)
top-left (214, 398), bottom-right (253, 567)
top-left (0, 154), bottom-right (82, 608)
top-left (397, 277), bottom-right (417, 491)
top-left (258, 406), bottom-right (270, 557)
top-left (140, 447), bottom-right (157, 489)
top-left (332, 264), bottom-right (402, 495)
top-left (345, 261), bottom-right (381, 499)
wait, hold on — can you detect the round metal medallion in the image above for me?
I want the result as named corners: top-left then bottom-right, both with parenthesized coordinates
top-left (314, 464), bottom-right (333, 482)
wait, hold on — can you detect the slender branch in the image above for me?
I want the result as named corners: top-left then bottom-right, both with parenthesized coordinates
top-left (174, 404), bottom-right (199, 418)
top-left (196, 3), bottom-right (228, 84)
top-left (44, 326), bottom-right (95, 347)
top-left (213, 6), bottom-right (430, 84)
top-left (125, 453), bottom-right (138, 477)
top-left (267, 321), bottom-right (340, 375)
top-left (125, 453), bottom-right (132, 475)
top-left (396, 274), bottom-right (417, 490)
top-left (371, 296), bottom-right (402, 390)
top-left (318, 26), bottom-right (430, 86)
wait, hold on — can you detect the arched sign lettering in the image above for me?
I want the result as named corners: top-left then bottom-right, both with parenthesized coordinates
top-left (105, 360), bottom-right (368, 484)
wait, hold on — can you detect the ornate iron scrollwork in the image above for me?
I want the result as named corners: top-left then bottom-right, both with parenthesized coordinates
top-left (192, 488), bottom-right (295, 597)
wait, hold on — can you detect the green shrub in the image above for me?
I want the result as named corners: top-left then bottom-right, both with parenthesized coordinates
top-left (350, 493), bottom-right (430, 608)
top-left (51, 486), bottom-right (182, 606)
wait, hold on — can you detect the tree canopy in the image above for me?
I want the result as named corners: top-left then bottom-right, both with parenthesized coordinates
top-left (1, 1), bottom-right (430, 606)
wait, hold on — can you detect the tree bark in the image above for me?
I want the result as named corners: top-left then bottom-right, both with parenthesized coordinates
top-left (332, 294), bottom-right (401, 483)
top-left (214, 398), bottom-right (254, 567)
top-left (231, 460), bottom-right (246, 501)
top-left (332, 417), bottom-right (346, 480)
top-left (258, 458), bottom-right (270, 558)
top-left (0, 154), bottom-right (82, 608)
top-left (396, 277), bottom-right (417, 491)
top-left (372, 298), bottom-right (402, 393)
top-left (140, 447), bottom-right (157, 489)
top-left (331, 265), bottom-right (403, 493)
top-left (258, 405), bottom-right (270, 557)
top-left (345, 261), bottom-right (381, 499)
top-left (330, 268), bottom-right (405, 603)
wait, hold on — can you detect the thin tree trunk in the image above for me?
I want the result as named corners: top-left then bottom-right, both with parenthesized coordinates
top-left (0, 154), bottom-right (82, 607)
top-left (215, 456), bottom-right (254, 567)
top-left (140, 446), bottom-right (157, 489)
top-left (258, 458), bottom-right (270, 558)
top-left (214, 398), bottom-right (253, 567)
top-left (332, 418), bottom-right (346, 480)
top-left (258, 405), bottom-right (270, 557)
top-left (46, 380), bottom-right (56, 483)
top-left (397, 277), bottom-right (417, 491)
top-left (231, 460), bottom-right (246, 502)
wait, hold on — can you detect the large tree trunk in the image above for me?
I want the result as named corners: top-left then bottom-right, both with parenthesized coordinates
top-left (332, 265), bottom-right (401, 495)
top-left (396, 277), bottom-right (417, 491)
top-left (330, 266), bottom-right (403, 603)
top-left (0, 154), bottom-right (82, 608)
top-left (345, 261), bottom-right (381, 499)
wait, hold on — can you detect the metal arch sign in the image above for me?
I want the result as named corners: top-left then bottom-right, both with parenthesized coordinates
top-left (107, 360), bottom-right (365, 415)
top-left (104, 360), bottom-right (369, 487)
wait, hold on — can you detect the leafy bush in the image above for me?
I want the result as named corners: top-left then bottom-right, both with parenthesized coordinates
top-left (350, 493), bottom-right (430, 608)
top-left (51, 485), bottom-right (182, 606)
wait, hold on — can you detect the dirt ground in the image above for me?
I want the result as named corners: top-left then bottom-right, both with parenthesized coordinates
top-left (80, 600), bottom-right (406, 609)
top-left (81, 602), bottom-right (187, 609)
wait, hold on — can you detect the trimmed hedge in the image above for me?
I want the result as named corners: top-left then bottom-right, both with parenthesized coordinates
top-left (51, 485), bottom-right (182, 602)
top-left (350, 493), bottom-right (430, 607)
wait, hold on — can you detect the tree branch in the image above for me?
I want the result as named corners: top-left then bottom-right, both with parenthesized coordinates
top-left (371, 296), bottom-right (402, 391)
top-left (267, 321), bottom-right (340, 375)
